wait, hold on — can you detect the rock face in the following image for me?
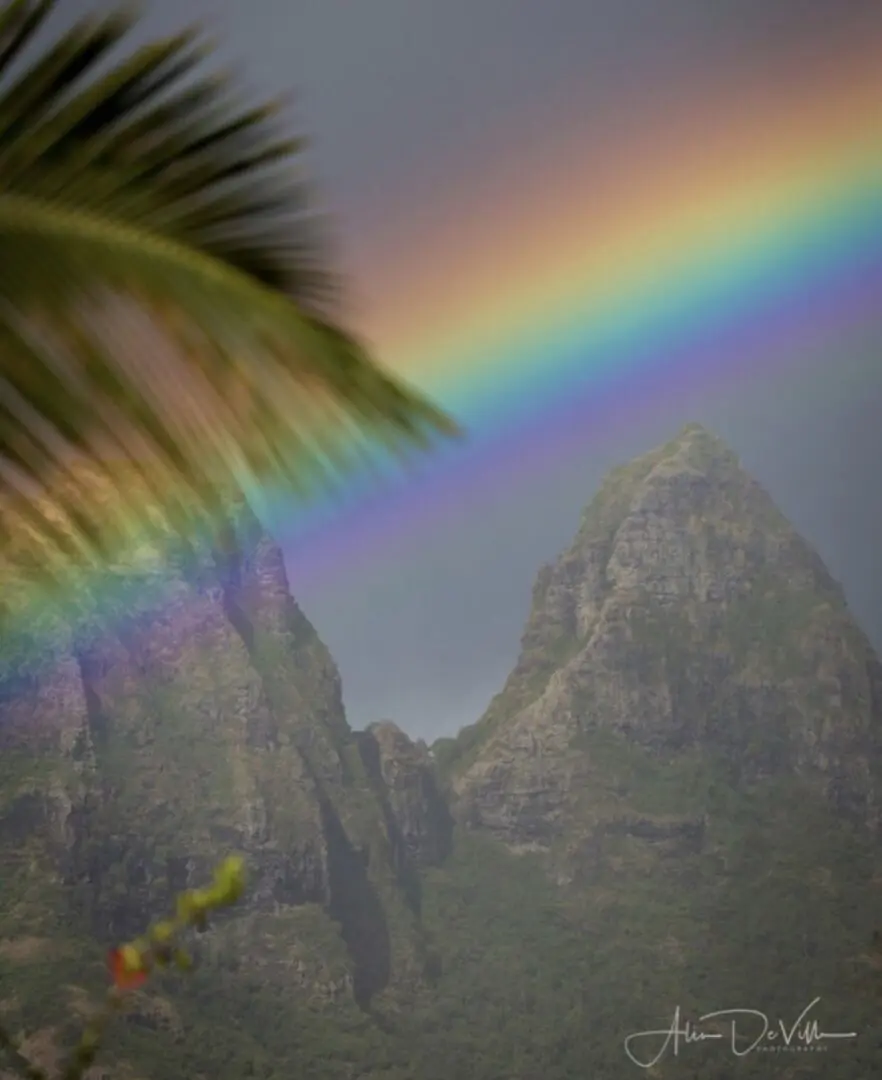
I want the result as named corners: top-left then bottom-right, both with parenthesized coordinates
top-left (358, 722), bottom-right (454, 870)
top-left (0, 506), bottom-right (446, 1031)
top-left (449, 424), bottom-right (882, 851)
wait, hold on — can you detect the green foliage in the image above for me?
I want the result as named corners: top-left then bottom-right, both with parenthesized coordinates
top-left (394, 775), bottom-right (882, 1080)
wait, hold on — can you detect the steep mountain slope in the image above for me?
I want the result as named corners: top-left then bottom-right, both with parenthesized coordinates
top-left (445, 422), bottom-right (882, 842)
top-left (0, 509), bottom-right (449, 1079)
top-left (429, 423), bottom-right (882, 1076)
top-left (2, 423), bottom-right (881, 1080)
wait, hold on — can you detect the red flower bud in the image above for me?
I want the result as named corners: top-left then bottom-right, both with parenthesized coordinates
top-left (108, 947), bottom-right (148, 990)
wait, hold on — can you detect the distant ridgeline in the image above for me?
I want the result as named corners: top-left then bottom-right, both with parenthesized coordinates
top-left (1, 424), bottom-right (881, 1080)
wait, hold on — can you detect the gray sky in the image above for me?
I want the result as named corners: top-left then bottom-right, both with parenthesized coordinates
top-left (70, 2), bottom-right (882, 739)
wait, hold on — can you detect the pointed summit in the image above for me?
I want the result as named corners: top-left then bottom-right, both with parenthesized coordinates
top-left (446, 425), bottom-right (882, 849)
top-left (673, 420), bottom-right (720, 442)
top-left (665, 420), bottom-right (736, 462)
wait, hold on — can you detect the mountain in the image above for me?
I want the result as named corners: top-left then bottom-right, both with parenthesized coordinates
top-left (2, 424), bottom-right (881, 1080)
top-left (433, 423), bottom-right (882, 1075)
top-left (0, 507), bottom-right (452, 1079)
top-left (444, 422), bottom-right (882, 842)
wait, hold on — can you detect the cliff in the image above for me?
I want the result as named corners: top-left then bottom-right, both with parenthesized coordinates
top-left (2, 424), bottom-right (881, 1080)
top-left (0, 508), bottom-right (449, 1079)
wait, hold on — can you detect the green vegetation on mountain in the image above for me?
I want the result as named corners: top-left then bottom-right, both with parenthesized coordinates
top-left (2, 426), bottom-right (882, 1079)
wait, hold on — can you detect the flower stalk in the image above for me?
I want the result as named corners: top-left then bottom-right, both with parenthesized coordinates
top-left (0, 856), bottom-right (246, 1080)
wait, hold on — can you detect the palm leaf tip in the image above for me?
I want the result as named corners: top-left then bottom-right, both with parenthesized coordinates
top-left (0, 1), bottom-right (330, 300)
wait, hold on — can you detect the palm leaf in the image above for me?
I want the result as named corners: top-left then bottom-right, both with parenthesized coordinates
top-left (0, 2), bottom-right (459, 594)
top-left (0, 1), bottom-right (336, 300)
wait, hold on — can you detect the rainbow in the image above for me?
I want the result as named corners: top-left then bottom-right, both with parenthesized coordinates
top-left (273, 33), bottom-right (882, 583)
top-left (4, 28), bottom-right (882, 643)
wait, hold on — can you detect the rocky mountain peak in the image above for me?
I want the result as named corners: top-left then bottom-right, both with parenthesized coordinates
top-left (448, 425), bottom-right (882, 848)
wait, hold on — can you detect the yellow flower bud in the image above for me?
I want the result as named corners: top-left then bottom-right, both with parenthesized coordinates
top-left (190, 889), bottom-right (210, 913)
top-left (151, 920), bottom-right (175, 944)
top-left (80, 1028), bottom-right (100, 1050)
top-left (119, 944), bottom-right (143, 974)
top-left (214, 856), bottom-right (246, 904)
